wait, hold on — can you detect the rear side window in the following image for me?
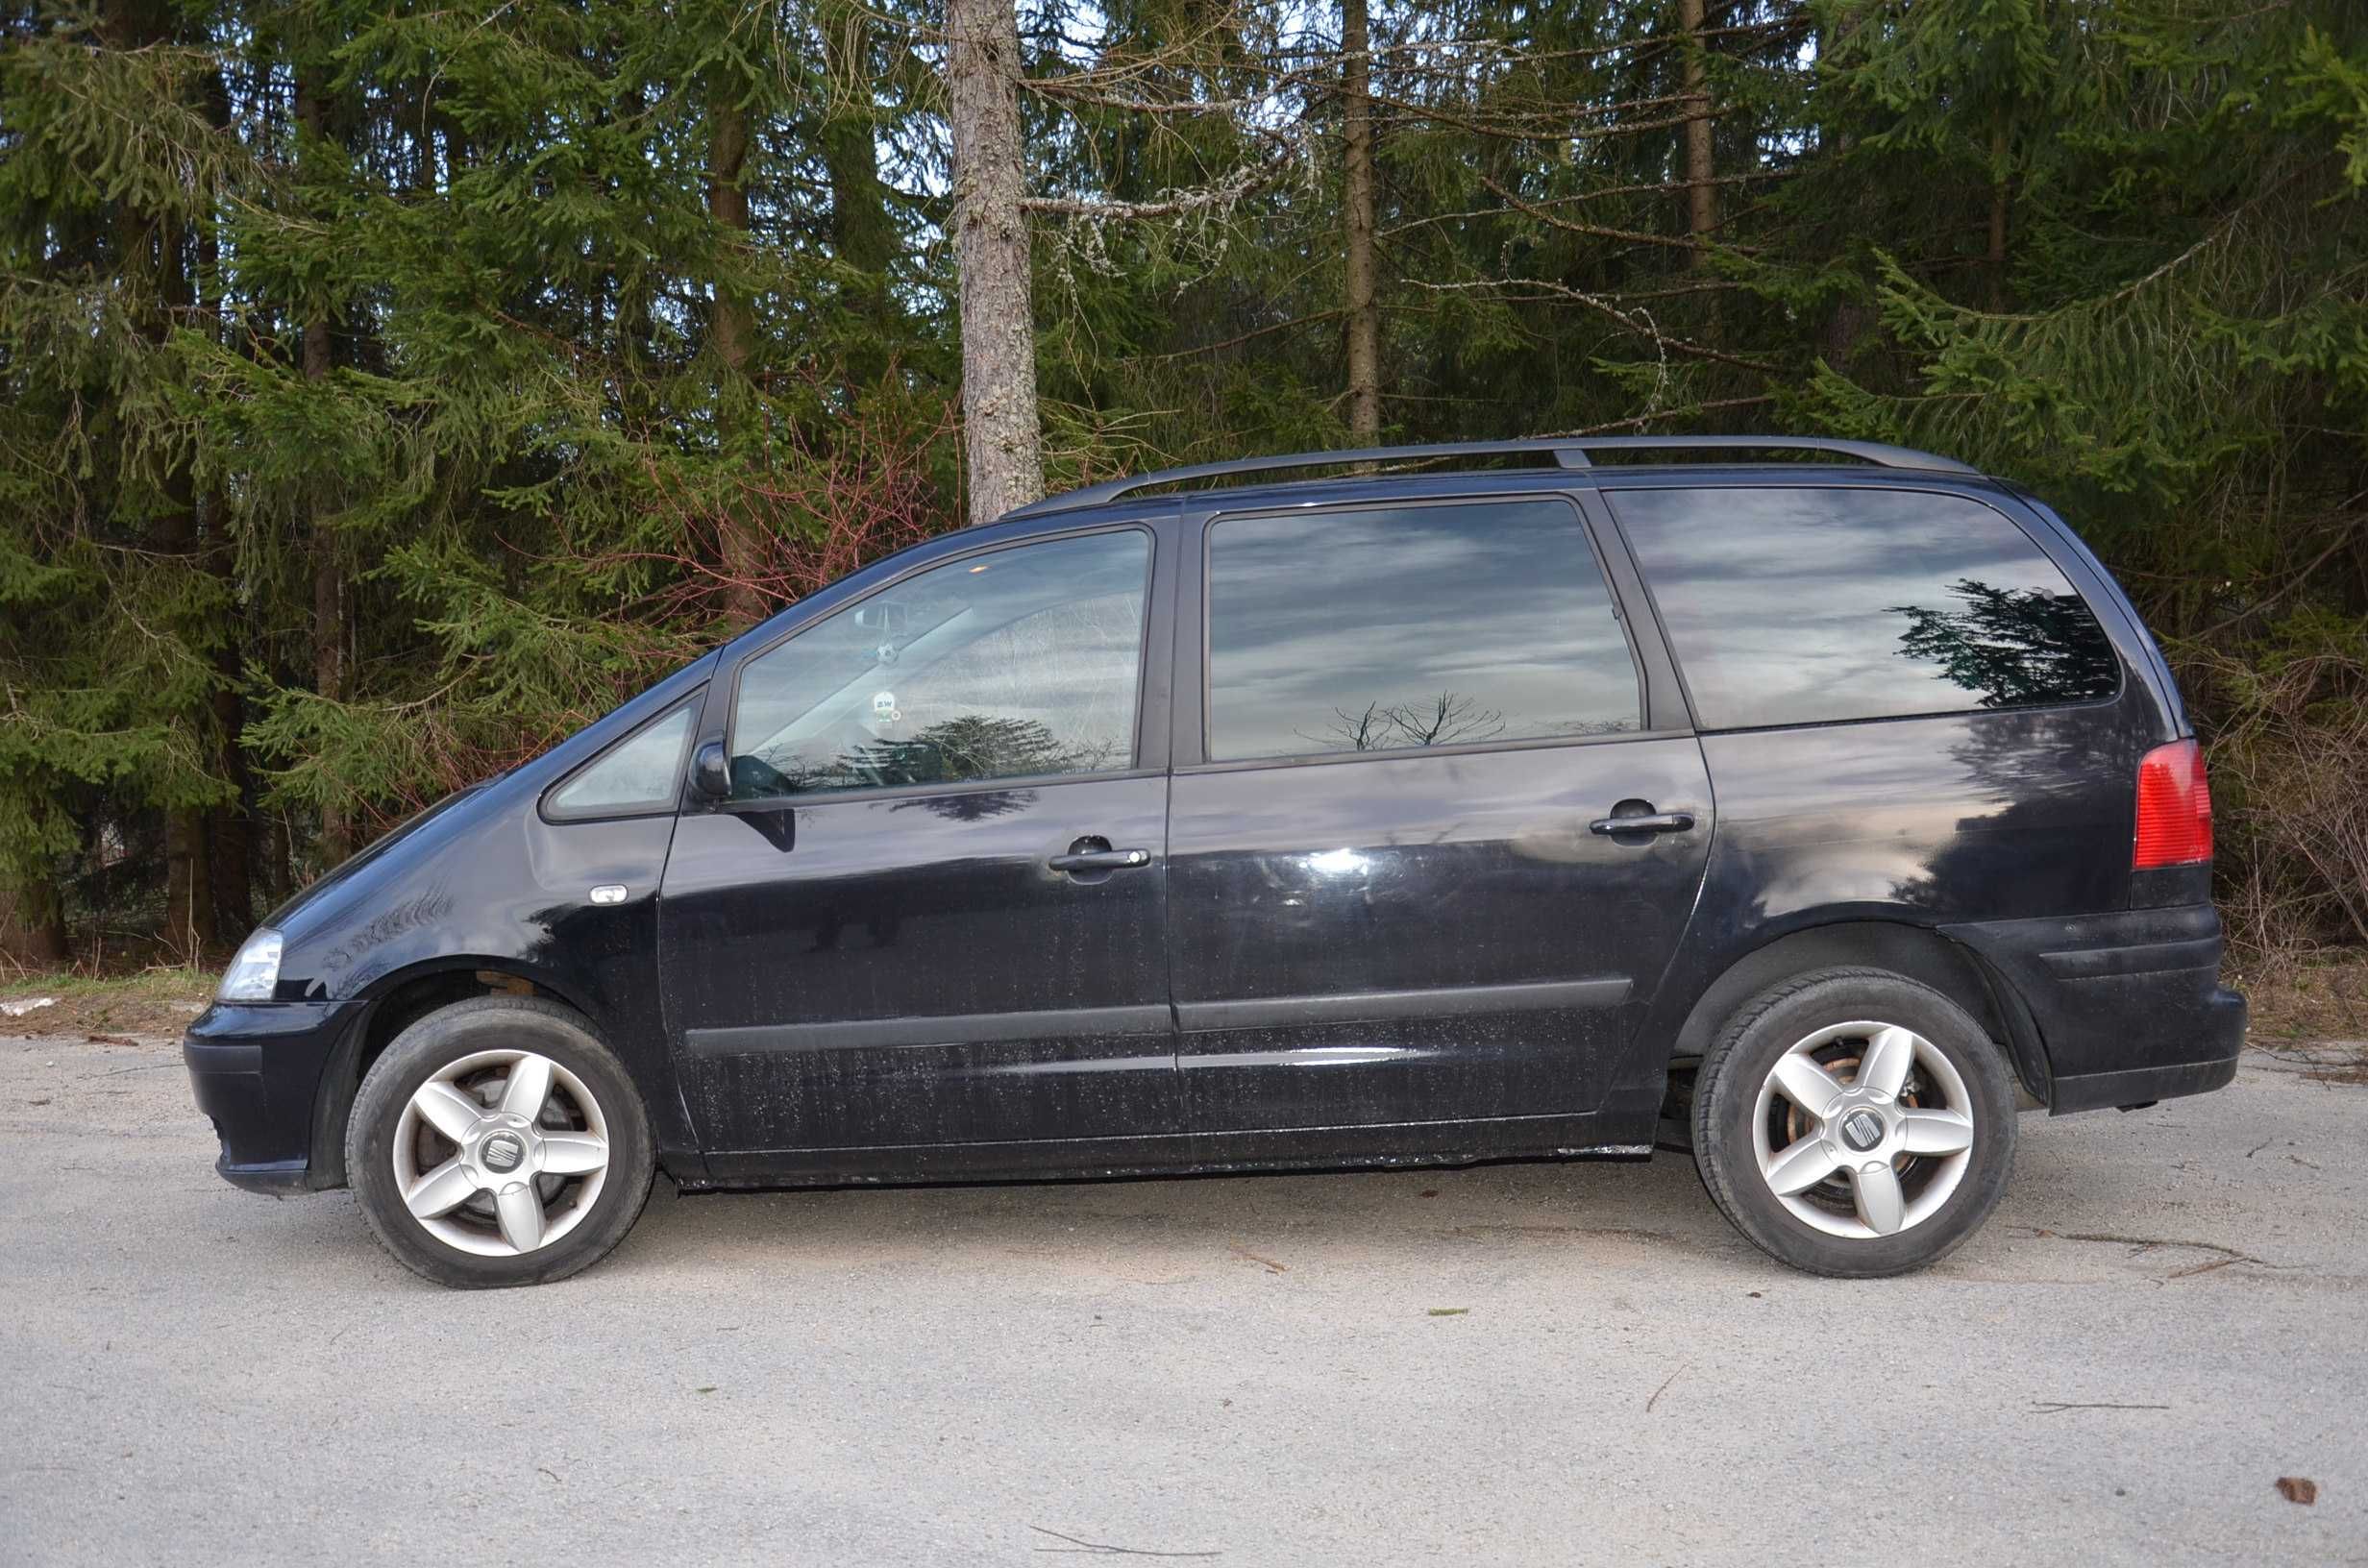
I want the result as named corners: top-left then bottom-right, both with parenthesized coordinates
top-left (1612, 486), bottom-right (2118, 728)
top-left (1205, 498), bottom-right (1640, 763)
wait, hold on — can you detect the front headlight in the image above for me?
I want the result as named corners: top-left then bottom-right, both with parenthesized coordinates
top-left (218, 929), bottom-right (284, 1001)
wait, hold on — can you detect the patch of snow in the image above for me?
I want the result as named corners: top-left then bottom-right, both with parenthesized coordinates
top-left (1, 996), bottom-right (58, 1017)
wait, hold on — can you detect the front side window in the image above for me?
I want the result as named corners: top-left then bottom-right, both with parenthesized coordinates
top-left (1205, 498), bottom-right (1641, 763)
top-left (545, 698), bottom-right (697, 818)
top-left (728, 530), bottom-right (1149, 800)
top-left (1612, 486), bottom-right (2119, 729)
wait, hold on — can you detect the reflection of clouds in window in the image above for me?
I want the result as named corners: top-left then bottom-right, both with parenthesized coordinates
top-left (729, 532), bottom-right (1147, 797)
top-left (1616, 487), bottom-right (2117, 729)
top-left (1208, 500), bottom-right (1641, 762)
top-left (891, 591), bottom-right (1139, 760)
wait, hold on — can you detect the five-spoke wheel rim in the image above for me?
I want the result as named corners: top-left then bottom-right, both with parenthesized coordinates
top-left (391, 1049), bottom-right (609, 1257)
top-left (1749, 1020), bottom-right (1974, 1240)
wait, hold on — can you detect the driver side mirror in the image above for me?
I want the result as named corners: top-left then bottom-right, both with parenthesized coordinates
top-left (690, 740), bottom-right (731, 801)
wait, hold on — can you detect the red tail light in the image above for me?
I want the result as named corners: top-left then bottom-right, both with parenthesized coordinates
top-left (2133, 739), bottom-right (2212, 869)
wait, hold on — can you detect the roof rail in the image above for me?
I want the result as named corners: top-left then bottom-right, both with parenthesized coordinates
top-left (999, 435), bottom-right (1980, 521)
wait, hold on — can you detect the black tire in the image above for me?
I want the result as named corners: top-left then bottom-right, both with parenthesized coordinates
top-left (1690, 967), bottom-right (2016, 1278)
top-left (346, 995), bottom-right (655, 1288)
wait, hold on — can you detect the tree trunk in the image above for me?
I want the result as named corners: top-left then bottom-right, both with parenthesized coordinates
top-left (1678, 0), bottom-right (1716, 260)
top-left (98, 0), bottom-right (212, 957)
top-left (200, 61), bottom-right (250, 937)
top-left (267, 809), bottom-right (292, 902)
top-left (308, 522), bottom-right (347, 870)
top-left (206, 510), bottom-right (254, 938)
top-left (141, 35), bottom-right (211, 960)
top-left (163, 811), bottom-right (211, 958)
top-left (0, 882), bottom-right (69, 968)
top-left (617, 82), bottom-right (658, 444)
top-left (208, 762), bottom-right (253, 942)
top-left (705, 88), bottom-right (767, 621)
top-left (1341, 0), bottom-right (1381, 443)
top-left (1813, 7), bottom-right (1864, 367)
top-left (298, 61), bottom-right (350, 870)
top-left (1987, 119), bottom-right (2011, 310)
top-left (945, 0), bottom-right (1044, 525)
top-left (821, 0), bottom-right (897, 387)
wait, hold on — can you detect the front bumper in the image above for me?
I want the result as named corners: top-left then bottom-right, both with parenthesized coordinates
top-left (1942, 903), bottom-right (2247, 1115)
top-left (185, 1000), bottom-right (361, 1193)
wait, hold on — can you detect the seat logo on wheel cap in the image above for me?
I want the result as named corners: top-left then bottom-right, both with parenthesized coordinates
top-left (1840, 1109), bottom-right (1884, 1152)
top-left (481, 1132), bottom-right (526, 1172)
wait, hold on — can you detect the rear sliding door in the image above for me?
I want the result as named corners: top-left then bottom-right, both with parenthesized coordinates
top-left (1165, 493), bottom-right (1714, 1133)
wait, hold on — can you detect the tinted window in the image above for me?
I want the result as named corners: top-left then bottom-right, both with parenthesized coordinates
top-left (546, 699), bottom-right (695, 817)
top-left (1206, 499), bottom-right (1640, 763)
top-left (1615, 487), bottom-right (2118, 728)
top-left (729, 530), bottom-right (1147, 798)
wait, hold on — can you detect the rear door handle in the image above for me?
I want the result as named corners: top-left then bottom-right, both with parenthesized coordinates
top-left (1589, 812), bottom-right (1695, 836)
top-left (1048, 848), bottom-right (1152, 871)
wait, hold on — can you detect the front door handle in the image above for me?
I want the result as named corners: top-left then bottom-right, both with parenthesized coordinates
top-left (1048, 847), bottom-right (1152, 871)
top-left (1589, 811), bottom-right (1695, 836)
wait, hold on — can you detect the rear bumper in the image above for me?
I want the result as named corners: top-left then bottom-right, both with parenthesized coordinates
top-left (2045, 1046), bottom-right (2240, 1113)
top-left (185, 1000), bottom-right (360, 1193)
top-left (1941, 903), bottom-right (2247, 1115)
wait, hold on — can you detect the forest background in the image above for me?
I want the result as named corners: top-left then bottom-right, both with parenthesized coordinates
top-left (3, 0), bottom-right (2365, 1000)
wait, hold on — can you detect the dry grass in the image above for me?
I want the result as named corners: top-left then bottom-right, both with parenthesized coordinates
top-left (0, 965), bottom-right (215, 1039)
top-left (2230, 947), bottom-right (2368, 1043)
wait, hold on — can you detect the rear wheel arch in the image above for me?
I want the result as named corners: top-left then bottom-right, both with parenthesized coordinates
top-left (308, 960), bottom-right (593, 1188)
top-left (1659, 921), bottom-right (2049, 1104)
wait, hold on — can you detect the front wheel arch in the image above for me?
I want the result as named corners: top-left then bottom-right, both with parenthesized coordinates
top-left (344, 993), bottom-right (657, 1287)
top-left (308, 959), bottom-right (592, 1189)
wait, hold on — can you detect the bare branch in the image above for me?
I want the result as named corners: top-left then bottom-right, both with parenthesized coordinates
top-left (1382, 170), bottom-right (1794, 240)
top-left (1411, 278), bottom-right (1781, 377)
top-left (1477, 174), bottom-right (1759, 256)
top-left (1530, 396), bottom-right (1781, 437)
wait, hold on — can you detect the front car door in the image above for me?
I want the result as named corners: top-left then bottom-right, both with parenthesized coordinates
top-left (658, 521), bottom-right (1178, 1168)
top-left (1165, 488), bottom-right (1714, 1139)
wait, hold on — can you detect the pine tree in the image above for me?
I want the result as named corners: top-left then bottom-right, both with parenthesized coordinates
top-left (2, 0), bottom-right (2364, 961)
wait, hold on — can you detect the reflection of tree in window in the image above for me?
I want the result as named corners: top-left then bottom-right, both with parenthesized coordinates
top-left (888, 788), bottom-right (1036, 822)
top-left (1302, 692), bottom-right (1505, 752)
top-left (733, 564), bottom-right (1143, 798)
top-left (784, 715), bottom-right (1120, 793)
top-left (1890, 579), bottom-right (2119, 708)
top-left (890, 592), bottom-right (1138, 755)
top-left (1206, 501), bottom-right (1642, 762)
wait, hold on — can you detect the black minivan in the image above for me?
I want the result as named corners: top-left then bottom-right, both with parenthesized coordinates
top-left (184, 437), bottom-right (2245, 1287)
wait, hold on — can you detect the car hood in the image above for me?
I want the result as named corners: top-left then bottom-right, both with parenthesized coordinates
top-left (260, 780), bottom-right (497, 935)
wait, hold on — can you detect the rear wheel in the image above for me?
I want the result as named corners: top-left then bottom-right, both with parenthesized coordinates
top-left (347, 996), bottom-right (654, 1288)
top-left (1690, 967), bottom-right (2015, 1277)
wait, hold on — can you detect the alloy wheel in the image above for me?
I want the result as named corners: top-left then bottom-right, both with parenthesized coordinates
top-left (1748, 1020), bottom-right (1976, 1239)
top-left (390, 1048), bottom-right (610, 1257)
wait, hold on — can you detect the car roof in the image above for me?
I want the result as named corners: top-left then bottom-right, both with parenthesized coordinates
top-left (998, 437), bottom-right (1986, 525)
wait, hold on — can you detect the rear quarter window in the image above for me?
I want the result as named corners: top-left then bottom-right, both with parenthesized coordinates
top-left (1611, 486), bottom-right (2120, 728)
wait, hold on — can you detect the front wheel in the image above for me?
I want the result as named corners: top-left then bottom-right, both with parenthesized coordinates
top-left (347, 996), bottom-right (655, 1288)
top-left (1690, 968), bottom-right (2016, 1278)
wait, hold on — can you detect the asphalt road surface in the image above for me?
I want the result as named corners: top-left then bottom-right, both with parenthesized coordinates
top-left (2, 1031), bottom-right (2362, 1567)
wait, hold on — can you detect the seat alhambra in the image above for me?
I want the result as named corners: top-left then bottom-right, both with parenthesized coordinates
top-left (184, 438), bottom-right (2244, 1287)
